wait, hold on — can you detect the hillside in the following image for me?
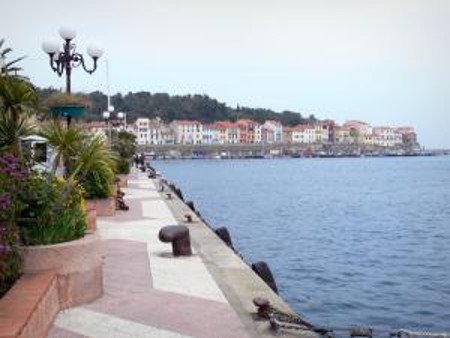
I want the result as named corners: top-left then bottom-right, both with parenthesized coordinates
top-left (38, 88), bottom-right (317, 125)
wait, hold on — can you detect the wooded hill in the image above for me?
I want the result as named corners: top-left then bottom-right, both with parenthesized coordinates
top-left (38, 88), bottom-right (317, 126)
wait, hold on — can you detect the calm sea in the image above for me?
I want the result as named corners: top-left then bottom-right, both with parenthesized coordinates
top-left (153, 156), bottom-right (450, 332)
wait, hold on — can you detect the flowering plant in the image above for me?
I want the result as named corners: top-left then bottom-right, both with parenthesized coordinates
top-left (18, 174), bottom-right (87, 246)
top-left (0, 152), bottom-right (28, 297)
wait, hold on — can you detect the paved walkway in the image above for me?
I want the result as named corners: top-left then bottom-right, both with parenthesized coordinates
top-left (47, 173), bottom-right (250, 338)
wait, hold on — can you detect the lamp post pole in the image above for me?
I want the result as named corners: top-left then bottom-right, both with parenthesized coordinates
top-left (103, 111), bottom-right (124, 147)
top-left (42, 27), bottom-right (103, 126)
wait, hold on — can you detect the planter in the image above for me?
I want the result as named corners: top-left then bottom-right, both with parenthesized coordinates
top-left (117, 174), bottom-right (128, 188)
top-left (49, 105), bottom-right (86, 118)
top-left (0, 272), bottom-right (59, 338)
top-left (90, 197), bottom-right (116, 216)
top-left (86, 202), bottom-right (97, 232)
top-left (21, 234), bottom-right (103, 309)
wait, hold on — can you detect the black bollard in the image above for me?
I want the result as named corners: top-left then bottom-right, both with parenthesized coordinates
top-left (251, 261), bottom-right (279, 294)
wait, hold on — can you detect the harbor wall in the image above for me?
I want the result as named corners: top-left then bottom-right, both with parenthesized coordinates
top-left (139, 143), bottom-right (420, 158)
top-left (158, 178), bottom-right (318, 338)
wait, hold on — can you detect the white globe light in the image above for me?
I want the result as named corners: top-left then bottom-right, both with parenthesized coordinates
top-left (87, 45), bottom-right (104, 59)
top-left (108, 105), bottom-right (114, 112)
top-left (102, 111), bottom-right (110, 119)
top-left (117, 112), bottom-right (124, 119)
top-left (42, 39), bottom-right (60, 54)
top-left (59, 26), bottom-right (77, 40)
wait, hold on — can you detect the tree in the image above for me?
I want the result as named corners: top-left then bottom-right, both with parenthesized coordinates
top-left (0, 38), bottom-right (26, 76)
top-left (0, 76), bottom-right (38, 156)
top-left (39, 121), bottom-right (86, 175)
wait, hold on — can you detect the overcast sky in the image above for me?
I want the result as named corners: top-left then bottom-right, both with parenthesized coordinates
top-left (2, 0), bottom-right (449, 148)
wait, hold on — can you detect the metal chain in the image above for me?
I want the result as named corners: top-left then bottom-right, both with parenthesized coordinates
top-left (260, 302), bottom-right (450, 338)
top-left (394, 330), bottom-right (450, 338)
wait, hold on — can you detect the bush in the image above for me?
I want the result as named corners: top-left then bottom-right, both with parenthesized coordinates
top-left (0, 153), bottom-right (28, 297)
top-left (18, 174), bottom-right (87, 246)
top-left (112, 130), bottom-right (136, 174)
top-left (81, 172), bottom-right (113, 199)
top-left (45, 92), bottom-right (91, 108)
top-left (116, 157), bottom-right (130, 175)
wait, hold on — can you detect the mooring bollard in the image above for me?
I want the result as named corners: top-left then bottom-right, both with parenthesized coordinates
top-left (253, 297), bottom-right (271, 319)
top-left (251, 261), bottom-right (279, 294)
top-left (186, 200), bottom-right (195, 211)
top-left (215, 226), bottom-right (234, 248)
top-left (158, 225), bottom-right (192, 256)
top-left (185, 214), bottom-right (193, 223)
top-left (166, 193), bottom-right (172, 200)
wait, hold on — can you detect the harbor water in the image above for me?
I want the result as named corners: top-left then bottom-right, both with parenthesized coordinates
top-left (153, 156), bottom-right (450, 331)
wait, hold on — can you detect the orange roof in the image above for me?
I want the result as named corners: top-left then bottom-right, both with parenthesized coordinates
top-left (236, 119), bottom-right (258, 125)
top-left (215, 121), bottom-right (239, 128)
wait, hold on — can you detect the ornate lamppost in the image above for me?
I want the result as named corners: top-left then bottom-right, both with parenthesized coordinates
top-left (103, 109), bottom-right (126, 147)
top-left (42, 27), bottom-right (103, 125)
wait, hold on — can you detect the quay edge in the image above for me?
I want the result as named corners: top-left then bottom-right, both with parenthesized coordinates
top-left (158, 177), bottom-right (319, 338)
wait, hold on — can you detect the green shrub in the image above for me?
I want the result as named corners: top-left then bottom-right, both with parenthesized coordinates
top-left (18, 174), bottom-right (87, 246)
top-left (116, 157), bottom-right (130, 175)
top-left (81, 172), bottom-right (113, 199)
top-left (112, 130), bottom-right (136, 175)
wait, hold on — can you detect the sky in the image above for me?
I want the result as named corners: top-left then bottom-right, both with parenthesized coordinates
top-left (2, 0), bottom-right (449, 148)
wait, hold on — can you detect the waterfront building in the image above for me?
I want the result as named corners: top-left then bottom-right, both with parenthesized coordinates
top-left (342, 120), bottom-right (373, 136)
top-left (396, 127), bottom-right (418, 146)
top-left (236, 119), bottom-right (261, 144)
top-left (80, 121), bottom-right (108, 137)
top-left (289, 125), bottom-right (312, 144)
top-left (262, 120), bottom-right (283, 144)
top-left (121, 116), bottom-right (415, 148)
top-left (171, 120), bottom-right (203, 144)
top-left (372, 127), bottom-right (403, 147)
top-left (318, 120), bottom-right (335, 143)
top-left (283, 127), bottom-right (294, 144)
top-left (334, 126), bottom-right (354, 144)
top-left (202, 123), bottom-right (221, 144)
top-left (133, 118), bottom-right (151, 145)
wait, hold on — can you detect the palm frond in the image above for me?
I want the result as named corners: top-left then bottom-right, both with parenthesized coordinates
top-left (1, 47), bottom-right (12, 57)
top-left (5, 56), bottom-right (26, 68)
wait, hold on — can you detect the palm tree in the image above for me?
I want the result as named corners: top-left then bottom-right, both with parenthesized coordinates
top-left (70, 134), bottom-right (118, 197)
top-left (39, 121), bottom-right (86, 175)
top-left (0, 76), bottom-right (38, 155)
top-left (0, 38), bottom-right (26, 76)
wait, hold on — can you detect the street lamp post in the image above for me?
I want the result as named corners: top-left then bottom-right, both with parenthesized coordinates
top-left (103, 110), bottom-right (125, 147)
top-left (42, 27), bottom-right (103, 125)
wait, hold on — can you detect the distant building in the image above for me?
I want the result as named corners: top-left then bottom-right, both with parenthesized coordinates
top-left (334, 126), bottom-right (354, 144)
top-left (372, 127), bottom-right (403, 147)
top-left (202, 123), bottom-right (221, 144)
top-left (171, 120), bottom-right (203, 144)
top-left (236, 119), bottom-right (261, 144)
top-left (134, 118), bottom-right (151, 145)
top-left (113, 115), bottom-right (416, 148)
top-left (262, 120), bottom-right (283, 144)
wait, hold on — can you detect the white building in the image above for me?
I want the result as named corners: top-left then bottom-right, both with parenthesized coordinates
top-left (262, 120), bottom-right (283, 144)
top-left (171, 120), bottom-right (203, 144)
top-left (290, 125), bottom-right (315, 144)
top-left (372, 127), bottom-right (403, 147)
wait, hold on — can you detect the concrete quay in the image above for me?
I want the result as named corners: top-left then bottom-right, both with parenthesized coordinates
top-left (46, 171), bottom-right (315, 338)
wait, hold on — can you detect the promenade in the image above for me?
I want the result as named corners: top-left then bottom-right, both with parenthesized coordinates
top-left (46, 172), bottom-right (306, 338)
